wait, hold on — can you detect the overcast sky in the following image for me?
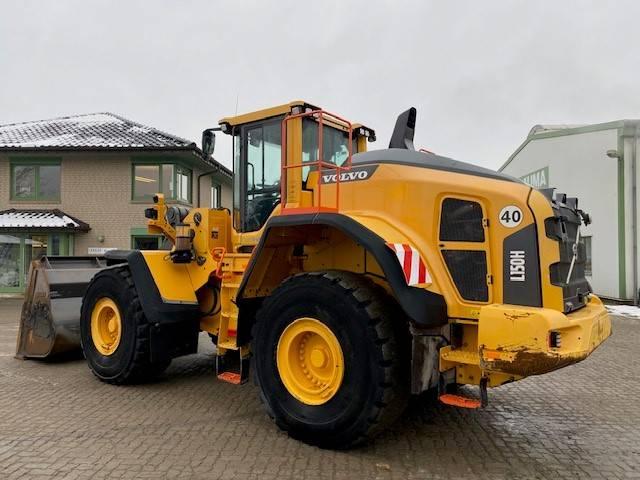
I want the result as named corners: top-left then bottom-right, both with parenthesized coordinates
top-left (2, 1), bottom-right (640, 170)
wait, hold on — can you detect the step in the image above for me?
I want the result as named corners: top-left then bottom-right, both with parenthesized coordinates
top-left (438, 394), bottom-right (482, 409)
top-left (217, 372), bottom-right (242, 384)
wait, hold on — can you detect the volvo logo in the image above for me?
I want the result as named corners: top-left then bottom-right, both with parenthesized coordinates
top-left (320, 165), bottom-right (378, 184)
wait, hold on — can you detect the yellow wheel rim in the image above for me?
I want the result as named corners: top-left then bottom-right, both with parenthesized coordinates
top-left (90, 298), bottom-right (122, 356)
top-left (276, 317), bottom-right (344, 405)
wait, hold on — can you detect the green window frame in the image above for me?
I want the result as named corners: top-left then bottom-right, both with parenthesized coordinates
top-left (10, 158), bottom-right (62, 202)
top-left (583, 235), bottom-right (592, 277)
top-left (130, 227), bottom-right (164, 250)
top-left (131, 160), bottom-right (192, 203)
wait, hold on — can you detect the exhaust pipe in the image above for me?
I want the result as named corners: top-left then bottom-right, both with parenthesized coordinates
top-left (389, 107), bottom-right (417, 150)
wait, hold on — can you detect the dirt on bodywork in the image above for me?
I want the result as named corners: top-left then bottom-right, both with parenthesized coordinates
top-left (482, 347), bottom-right (582, 377)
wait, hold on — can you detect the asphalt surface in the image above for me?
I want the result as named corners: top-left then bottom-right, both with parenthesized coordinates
top-left (0, 298), bottom-right (638, 479)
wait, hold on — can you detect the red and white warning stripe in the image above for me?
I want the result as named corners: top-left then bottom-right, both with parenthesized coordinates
top-left (386, 243), bottom-right (432, 286)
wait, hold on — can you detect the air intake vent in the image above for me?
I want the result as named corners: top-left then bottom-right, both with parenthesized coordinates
top-left (442, 250), bottom-right (488, 302)
top-left (439, 198), bottom-right (485, 242)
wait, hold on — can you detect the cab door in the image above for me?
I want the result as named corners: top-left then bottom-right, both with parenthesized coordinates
top-left (233, 119), bottom-right (283, 233)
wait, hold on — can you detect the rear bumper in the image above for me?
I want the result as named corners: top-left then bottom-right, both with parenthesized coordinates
top-left (478, 295), bottom-right (611, 377)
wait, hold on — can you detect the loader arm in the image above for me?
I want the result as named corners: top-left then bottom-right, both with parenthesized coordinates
top-left (144, 193), bottom-right (177, 243)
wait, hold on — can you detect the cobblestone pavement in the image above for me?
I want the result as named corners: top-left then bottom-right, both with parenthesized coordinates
top-left (0, 298), bottom-right (638, 479)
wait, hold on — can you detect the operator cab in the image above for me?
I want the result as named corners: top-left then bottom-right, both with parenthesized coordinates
top-left (218, 101), bottom-right (375, 233)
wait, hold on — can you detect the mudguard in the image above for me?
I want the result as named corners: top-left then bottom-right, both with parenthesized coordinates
top-left (237, 213), bottom-right (447, 327)
top-left (104, 250), bottom-right (200, 362)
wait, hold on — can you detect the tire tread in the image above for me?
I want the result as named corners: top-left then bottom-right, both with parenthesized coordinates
top-left (252, 270), bottom-right (409, 448)
top-left (81, 266), bottom-right (169, 385)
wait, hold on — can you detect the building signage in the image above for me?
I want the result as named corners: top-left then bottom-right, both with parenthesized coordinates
top-left (520, 167), bottom-right (549, 188)
top-left (88, 247), bottom-right (117, 255)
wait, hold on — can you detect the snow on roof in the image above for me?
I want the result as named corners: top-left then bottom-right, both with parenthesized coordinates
top-left (0, 209), bottom-right (90, 231)
top-left (0, 113), bottom-right (196, 150)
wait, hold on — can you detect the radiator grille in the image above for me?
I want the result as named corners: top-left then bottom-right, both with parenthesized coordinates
top-left (439, 198), bottom-right (484, 242)
top-left (442, 250), bottom-right (488, 302)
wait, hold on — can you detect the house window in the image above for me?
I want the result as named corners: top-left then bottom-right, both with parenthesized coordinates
top-left (11, 160), bottom-right (61, 201)
top-left (133, 165), bottom-right (160, 199)
top-left (131, 235), bottom-right (163, 250)
top-left (583, 236), bottom-right (592, 277)
top-left (132, 162), bottom-right (192, 203)
top-left (176, 166), bottom-right (191, 203)
top-left (211, 183), bottom-right (222, 208)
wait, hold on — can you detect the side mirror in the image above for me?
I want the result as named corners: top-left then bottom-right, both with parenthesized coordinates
top-left (202, 129), bottom-right (217, 157)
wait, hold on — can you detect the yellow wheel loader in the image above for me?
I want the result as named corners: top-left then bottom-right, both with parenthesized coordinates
top-left (18, 101), bottom-right (611, 448)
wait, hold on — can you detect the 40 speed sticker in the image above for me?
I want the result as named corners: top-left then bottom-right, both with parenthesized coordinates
top-left (499, 205), bottom-right (523, 228)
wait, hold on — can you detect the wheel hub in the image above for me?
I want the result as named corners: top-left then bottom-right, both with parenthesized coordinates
top-left (276, 317), bottom-right (344, 405)
top-left (90, 297), bottom-right (122, 356)
top-left (310, 348), bottom-right (328, 369)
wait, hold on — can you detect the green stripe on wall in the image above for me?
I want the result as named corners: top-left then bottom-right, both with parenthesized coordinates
top-left (617, 129), bottom-right (626, 298)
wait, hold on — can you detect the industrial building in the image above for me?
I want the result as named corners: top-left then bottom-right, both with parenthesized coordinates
top-left (501, 120), bottom-right (640, 302)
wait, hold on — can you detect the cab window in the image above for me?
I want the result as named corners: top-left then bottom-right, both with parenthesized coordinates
top-left (232, 117), bottom-right (356, 232)
top-left (302, 118), bottom-right (356, 180)
top-left (240, 121), bottom-right (282, 232)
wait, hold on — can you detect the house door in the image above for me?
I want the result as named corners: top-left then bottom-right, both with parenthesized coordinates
top-left (0, 234), bottom-right (22, 293)
top-left (0, 233), bottom-right (73, 294)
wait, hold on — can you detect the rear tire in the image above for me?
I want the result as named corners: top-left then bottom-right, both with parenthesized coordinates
top-left (80, 266), bottom-right (170, 384)
top-left (252, 270), bottom-right (409, 449)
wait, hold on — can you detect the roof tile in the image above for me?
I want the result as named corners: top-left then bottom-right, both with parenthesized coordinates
top-left (0, 113), bottom-right (195, 150)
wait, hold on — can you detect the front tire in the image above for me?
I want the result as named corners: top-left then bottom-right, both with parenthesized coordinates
top-left (80, 266), bottom-right (170, 384)
top-left (252, 271), bottom-right (409, 448)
